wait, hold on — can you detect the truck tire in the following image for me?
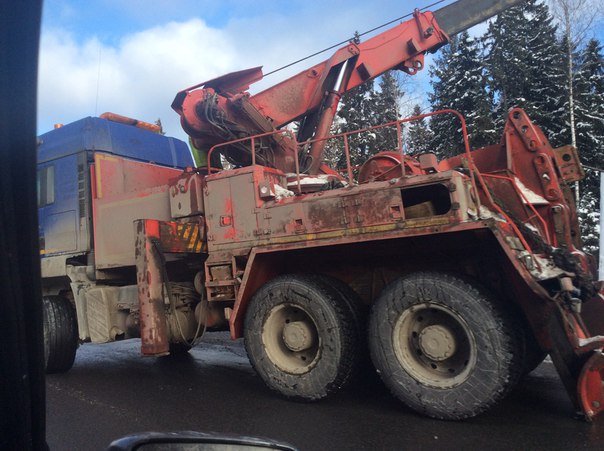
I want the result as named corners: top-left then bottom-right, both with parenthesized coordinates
top-left (314, 274), bottom-right (367, 338)
top-left (43, 295), bottom-right (78, 374)
top-left (244, 274), bottom-right (359, 401)
top-left (368, 272), bottom-right (520, 420)
top-left (314, 274), bottom-right (372, 374)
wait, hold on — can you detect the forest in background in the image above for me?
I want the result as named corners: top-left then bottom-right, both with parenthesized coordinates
top-left (329, 0), bottom-right (604, 254)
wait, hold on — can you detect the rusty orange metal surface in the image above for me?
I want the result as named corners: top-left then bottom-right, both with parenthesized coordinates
top-left (578, 352), bottom-right (604, 421)
top-left (250, 10), bottom-right (446, 128)
top-left (172, 10), bottom-right (449, 174)
top-left (91, 153), bottom-right (185, 268)
top-left (196, 108), bottom-right (604, 420)
top-left (157, 220), bottom-right (206, 254)
top-left (134, 219), bottom-right (170, 356)
top-left (175, 31), bottom-right (604, 419)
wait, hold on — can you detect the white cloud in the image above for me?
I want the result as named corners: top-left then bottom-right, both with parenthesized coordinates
top-left (36, 1), bottom-right (455, 141)
top-left (38, 18), bottom-right (241, 140)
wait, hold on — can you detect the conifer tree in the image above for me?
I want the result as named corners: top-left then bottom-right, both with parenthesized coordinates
top-left (574, 38), bottom-right (604, 253)
top-left (551, 0), bottom-right (603, 151)
top-left (556, 35), bottom-right (581, 147)
top-left (429, 32), bottom-right (495, 159)
top-left (575, 38), bottom-right (604, 169)
top-left (336, 32), bottom-right (377, 168)
top-left (407, 105), bottom-right (433, 155)
top-left (484, 3), bottom-right (531, 122)
top-left (484, 0), bottom-right (566, 144)
top-left (372, 71), bottom-right (403, 152)
top-left (337, 70), bottom-right (405, 169)
top-left (336, 79), bottom-right (376, 168)
top-left (527, 1), bottom-right (567, 145)
top-left (429, 36), bottom-right (460, 158)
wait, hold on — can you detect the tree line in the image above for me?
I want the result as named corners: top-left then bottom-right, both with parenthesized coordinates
top-left (329, 0), bottom-right (603, 253)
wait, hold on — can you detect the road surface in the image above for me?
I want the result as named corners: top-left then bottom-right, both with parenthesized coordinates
top-left (46, 332), bottom-right (604, 450)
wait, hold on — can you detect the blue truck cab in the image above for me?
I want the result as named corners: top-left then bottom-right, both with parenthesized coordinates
top-left (38, 116), bottom-right (193, 294)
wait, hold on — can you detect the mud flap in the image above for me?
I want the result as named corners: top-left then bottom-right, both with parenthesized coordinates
top-left (577, 351), bottom-right (604, 421)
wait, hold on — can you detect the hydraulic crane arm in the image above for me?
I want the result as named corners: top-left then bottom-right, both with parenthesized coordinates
top-left (433, 0), bottom-right (523, 35)
top-left (172, 0), bottom-right (525, 174)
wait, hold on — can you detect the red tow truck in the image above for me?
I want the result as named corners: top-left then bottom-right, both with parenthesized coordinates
top-left (41, 0), bottom-right (604, 420)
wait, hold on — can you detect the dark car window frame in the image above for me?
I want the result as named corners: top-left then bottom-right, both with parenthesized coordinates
top-left (0, 1), bottom-right (47, 450)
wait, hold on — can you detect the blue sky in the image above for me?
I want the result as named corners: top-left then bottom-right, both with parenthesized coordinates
top-left (38, 0), bottom-right (604, 142)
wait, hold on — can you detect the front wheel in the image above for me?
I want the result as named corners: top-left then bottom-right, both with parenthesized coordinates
top-left (368, 272), bottom-right (520, 420)
top-left (244, 274), bottom-right (359, 401)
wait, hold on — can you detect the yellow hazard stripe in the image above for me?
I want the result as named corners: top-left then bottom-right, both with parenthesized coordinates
top-left (176, 223), bottom-right (204, 252)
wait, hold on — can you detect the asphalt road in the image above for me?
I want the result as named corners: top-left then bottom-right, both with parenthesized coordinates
top-left (46, 332), bottom-right (604, 451)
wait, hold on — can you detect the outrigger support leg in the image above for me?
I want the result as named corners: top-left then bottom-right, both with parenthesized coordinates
top-left (134, 218), bottom-right (207, 356)
top-left (548, 297), bottom-right (604, 421)
top-left (135, 219), bottom-right (170, 356)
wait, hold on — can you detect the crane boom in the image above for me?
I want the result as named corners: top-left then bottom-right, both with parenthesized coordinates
top-left (173, 0), bottom-right (525, 173)
top-left (433, 0), bottom-right (523, 36)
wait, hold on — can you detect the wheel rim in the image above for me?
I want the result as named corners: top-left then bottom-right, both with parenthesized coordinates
top-left (393, 302), bottom-right (477, 388)
top-left (262, 303), bottom-right (321, 374)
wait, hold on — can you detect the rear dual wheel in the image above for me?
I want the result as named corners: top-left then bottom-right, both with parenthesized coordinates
top-left (368, 272), bottom-right (522, 420)
top-left (244, 274), bottom-right (360, 400)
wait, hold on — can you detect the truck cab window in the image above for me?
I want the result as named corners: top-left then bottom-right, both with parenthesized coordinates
top-left (38, 165), bottom-right (54, 207)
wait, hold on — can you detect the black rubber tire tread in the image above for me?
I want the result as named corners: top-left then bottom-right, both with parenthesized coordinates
top-left (43, 295), bottom-right (78, 374)
top-left (488, 300), bottom-right (525, 397)
top-left (368, 271), bottom-right (521, 420)
top-left (313, 274), bottom-right (368, 338)
top-left (314, 274), bottom-right (371, 376)
top-left (496, 303), bottom-right (545, 379)
top-left (244, 274), bottom-right (359, 401)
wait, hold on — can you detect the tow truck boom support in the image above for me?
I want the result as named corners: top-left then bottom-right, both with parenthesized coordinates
top-left (172, 0), bottom-right (525, 174)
